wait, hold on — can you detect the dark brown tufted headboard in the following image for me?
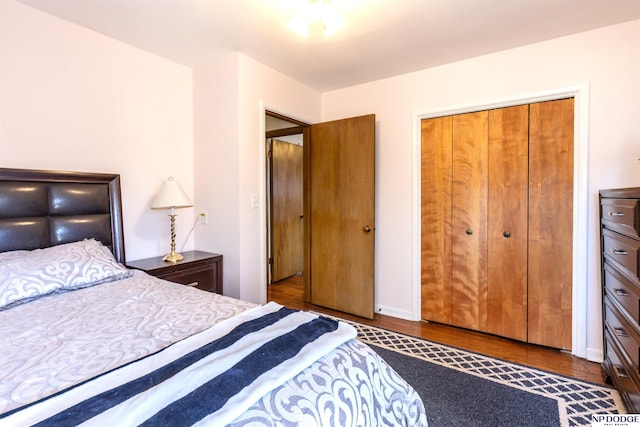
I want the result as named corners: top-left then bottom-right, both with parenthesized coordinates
top-left (0, 168), bottom-right (125, 263)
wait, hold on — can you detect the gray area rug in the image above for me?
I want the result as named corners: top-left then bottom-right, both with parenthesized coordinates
top-left (323, 315), bottom-right (625, 426)
top-left (371, 344), bottom-right (561, 426)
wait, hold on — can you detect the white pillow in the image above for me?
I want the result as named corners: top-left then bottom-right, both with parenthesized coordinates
top-left (0, 239), bottom-right (130, 309)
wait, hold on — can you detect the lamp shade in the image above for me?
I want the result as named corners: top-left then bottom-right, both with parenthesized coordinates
top-left (151, 177), bottom-right (192, 209)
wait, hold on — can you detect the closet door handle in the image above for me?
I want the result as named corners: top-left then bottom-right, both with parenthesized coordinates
top-left (363, 225), bottom-right (372, 233)
top-left (608, 211), bottom-right (625, 217)
top-left (611, 249), bottom-right (628, 255)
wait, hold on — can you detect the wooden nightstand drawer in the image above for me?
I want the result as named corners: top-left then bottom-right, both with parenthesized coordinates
top-left (127, 250), bottom-right (223, 294)
top-left (155, 261), bottom-right (220, 293)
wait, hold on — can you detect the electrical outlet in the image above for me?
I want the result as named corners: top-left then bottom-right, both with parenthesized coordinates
top-left (200, 210), bottom-right (208, 225)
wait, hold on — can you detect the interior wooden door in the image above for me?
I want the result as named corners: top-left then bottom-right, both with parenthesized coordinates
top-left (421, 116), bottom-right (453, 324)
top-left (271, 139), bottom-right (304, 282)
top-left (307, 114), bottom-right (376, 319)
top-left (486, 105), bottom-right (529, 341)
top-left (527, 98), bottom-right (574, 350)
top-left (451, 111), bottom-right (489, 331)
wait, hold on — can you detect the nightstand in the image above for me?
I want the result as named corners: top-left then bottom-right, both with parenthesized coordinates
top-left (127, 250), bottom-right (223, 294)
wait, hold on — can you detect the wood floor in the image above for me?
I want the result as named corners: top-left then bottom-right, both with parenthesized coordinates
top-left (267, 274), bottom-right (606, 385)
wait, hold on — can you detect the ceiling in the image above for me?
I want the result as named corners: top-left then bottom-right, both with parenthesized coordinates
top-left (19, 0), bottom-right (640, 91)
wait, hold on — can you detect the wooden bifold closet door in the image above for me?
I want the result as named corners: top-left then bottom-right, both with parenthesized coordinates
top-left (420, 98), bottom-right (573, 350)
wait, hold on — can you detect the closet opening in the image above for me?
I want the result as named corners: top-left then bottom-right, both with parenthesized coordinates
top-left (420, 98), bottom-right (575, 350)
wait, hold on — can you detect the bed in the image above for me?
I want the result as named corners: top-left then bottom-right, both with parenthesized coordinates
top-left (0, 168), bottom-right (427, 426)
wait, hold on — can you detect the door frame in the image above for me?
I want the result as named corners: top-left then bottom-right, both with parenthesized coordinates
top-left (412, 85), bottom-right (591, 359)
top-left (258, 108), bottom-right (310, 288)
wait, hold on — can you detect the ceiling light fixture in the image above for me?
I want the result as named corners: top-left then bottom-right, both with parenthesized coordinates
top-left (288, 0), bottom-right (344, 38)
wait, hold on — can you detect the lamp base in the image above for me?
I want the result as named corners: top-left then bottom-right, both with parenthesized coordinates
top-left (162, 251), bottom-right (184, 263)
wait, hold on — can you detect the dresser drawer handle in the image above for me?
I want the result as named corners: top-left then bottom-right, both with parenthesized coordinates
top-left (613, 327), bottom-right (628, 338)
top-left (613, 288), bottom-right (629, 297)
top-left (611, 249), bottom-right (628, 255)
top-left (608, 211), bottom-right (625, 217)
top-left (186, 281), bottom-right (199, 287)
top-left (618, 368), bottom-right (630, 379)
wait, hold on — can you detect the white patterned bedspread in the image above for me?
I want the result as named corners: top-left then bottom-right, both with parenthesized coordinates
top-left (231, 339), bottom-right (427, 426)
top-left (0, 271), bottom-right (427, 426)
top-left (0, 270), bottom-right (255, 415)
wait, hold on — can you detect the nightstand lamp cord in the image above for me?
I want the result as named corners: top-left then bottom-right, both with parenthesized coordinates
top-left (180, 213), bottom-right (205, 252)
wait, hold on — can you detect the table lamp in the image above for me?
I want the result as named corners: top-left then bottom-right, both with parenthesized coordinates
top-left (152, 176), bottom-right (192, 262)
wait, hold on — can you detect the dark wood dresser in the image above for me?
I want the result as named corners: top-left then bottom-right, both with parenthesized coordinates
top-left (600, 187), bottom-right (640, 412)
top-left (127, 250), bottom-right (223, 294)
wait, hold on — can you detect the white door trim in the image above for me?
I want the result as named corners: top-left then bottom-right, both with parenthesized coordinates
top-left (411, 85), bottom-right (590, 358)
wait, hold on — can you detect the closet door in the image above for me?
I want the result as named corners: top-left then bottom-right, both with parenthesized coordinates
top-left (486, 105), bottom-right (529, 341)
top-left (420, 99), bottom-right (573, 349)
top-left (451, 111), bottom-right (488, 331)
top-left (421, 116), bottom-right (453, 324)
top-left (528, 98), bottom-right (574, 350)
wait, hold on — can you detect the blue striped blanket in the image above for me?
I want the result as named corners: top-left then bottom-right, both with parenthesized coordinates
top-left (1, 302), bottom-right (357, 426)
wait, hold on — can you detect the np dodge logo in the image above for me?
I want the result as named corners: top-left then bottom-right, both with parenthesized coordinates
top-left (592, 414), bottom-right (640, 426)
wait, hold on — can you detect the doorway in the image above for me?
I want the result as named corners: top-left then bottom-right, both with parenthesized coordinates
top-left (265, 111), bottom-right (377, 319)
top-left (412, 86), bottom-right (590, 357)
top-left (265, 111), bottom-right (308, 290)
top-left (420, 99), bottom-right (574, 349)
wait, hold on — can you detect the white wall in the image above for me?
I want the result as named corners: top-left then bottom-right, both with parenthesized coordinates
top-left (193, 55), bottom-right (242, 299)
top-left (0, 1), bottom-right (195, 262)
top-left (321, 19), bottom-right (640, 360)
top-left (193, 53), bottom-right (321, 301)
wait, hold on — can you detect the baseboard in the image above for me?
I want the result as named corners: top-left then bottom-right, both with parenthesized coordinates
top-left (586, 347), bottom-right (604, 364)
top-left (374, 304), bottom-right (415, 321)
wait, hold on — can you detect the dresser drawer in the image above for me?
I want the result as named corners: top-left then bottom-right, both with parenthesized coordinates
top-left (605, 297), bottom-right (640, 372)
top-left (601, 198), bottom-right (640, 239)
top-left (605, 332), bottom-right (640, 411)
top-left (603, 228), bottom-right (640, 283)
top-left (605, 262), bottom-right (640, 326)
